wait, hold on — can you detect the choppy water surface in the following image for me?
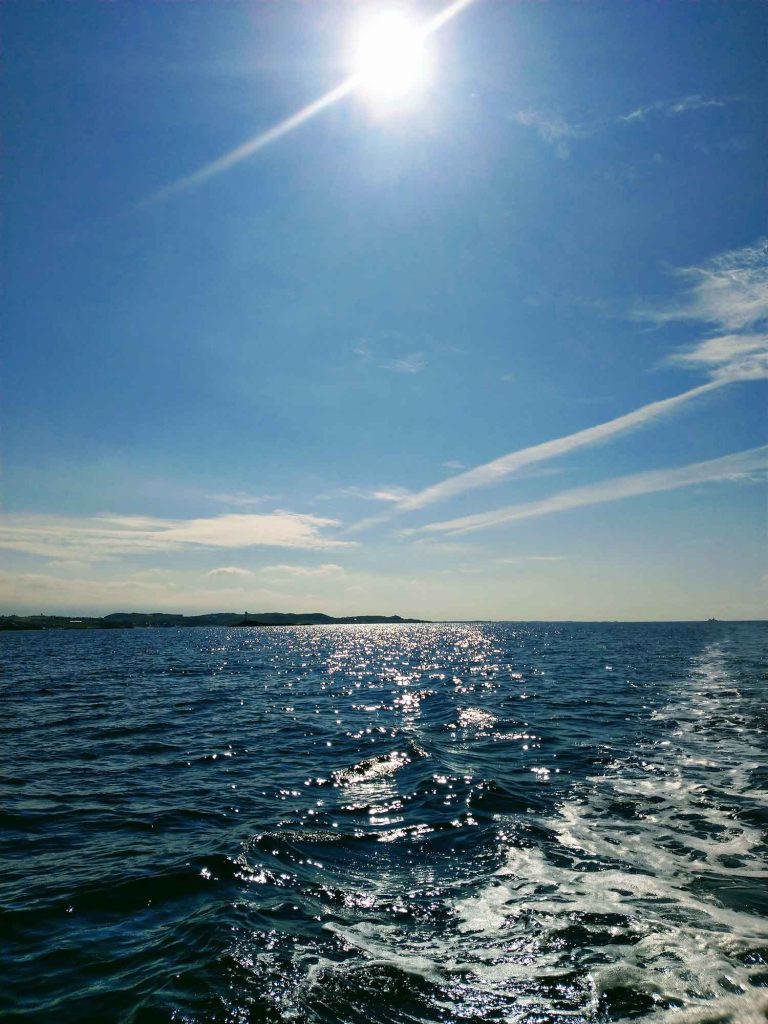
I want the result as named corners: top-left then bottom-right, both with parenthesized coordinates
top-left (2, 622), bottom-right (767, 1023)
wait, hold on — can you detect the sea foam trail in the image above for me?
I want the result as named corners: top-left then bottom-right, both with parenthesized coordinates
top-left (464, 644), bottom-right (768, 1019)
top-left (322, 642), bottom-right (768, 1022)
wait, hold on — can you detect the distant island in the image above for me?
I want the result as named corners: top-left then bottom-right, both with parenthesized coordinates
top-left (0, 611), bottom-right (427, 631)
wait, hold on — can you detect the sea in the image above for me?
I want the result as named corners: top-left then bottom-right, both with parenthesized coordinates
top-left (2, 621), bottom-right (767, 1024)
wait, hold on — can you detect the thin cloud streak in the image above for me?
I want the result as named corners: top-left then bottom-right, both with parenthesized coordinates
top-left (621, 94), bottom-right (731, 123)
top-left (205, 562), bottom-right (344, 583)
top-left (326, 485), bottom-right (412, 503)
top-left (354, 380), bottom-right (722, 526)
top-left (0, 512), bottom-right (355, 561)
top-left (138, 0), bottom-right (478, 207)
top-left (410, 446), bottom-right (768, 536)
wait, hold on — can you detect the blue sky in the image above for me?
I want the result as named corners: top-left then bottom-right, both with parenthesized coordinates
top-left (2, 0), bottom-right (766, 619)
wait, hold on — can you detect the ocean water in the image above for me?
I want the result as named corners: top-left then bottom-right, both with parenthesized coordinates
top-left (2, 622), bottom-right (767, 1024)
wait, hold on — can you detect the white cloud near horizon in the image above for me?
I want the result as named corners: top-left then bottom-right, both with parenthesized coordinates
top-left (409, 446), bottom-right (768, 536)
top-left (206, 566), bottom-right (255, 577)
top-left (0, 569), bottom-right (296, 614)
top-left (0, 512), bottom-right (354, 561)
top-left (260, 563), bottom-right (344, 579)
top-left (207, 562), bottom-right (344, 582)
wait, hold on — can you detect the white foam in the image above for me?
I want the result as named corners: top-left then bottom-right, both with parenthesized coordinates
top-left (431, 644), bottom-right (768, 1018)
top-left (240, 641), bottom-right (768, 1022)
top-left (323, 921), bottom-right (448, 985)
top-left (647, 992), bottom-right (768, 1023)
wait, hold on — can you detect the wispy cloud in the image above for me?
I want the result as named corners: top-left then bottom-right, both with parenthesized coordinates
top-left (513, 110), bottom-right (584, 157)
top-left (410, 446), bottom-right (768, 536)
top-left (206, 492), bottom-right (274, 508)
top-left (259, 563), bottom-right (344, 579)
top-left (670, 333), bottom-right (768, 383)
top-left (0, 512), bottom-right (355, 561)
top-left (324, 485), bottom-right (411, 503)
top-left (379, 352), bottom-right (426, 374)
top-left (642, 238), bottom-right (768, 332)
top-left (513, 95), bottom-right (735, 160)
top-left (206, 566), bottom-right (255, 577)
top-left (353, 337), bottom-right (427, 374)
top-left (621, 94), bottom-right (731, 123)
top-left (206, 563), bottom-right (345, 582)
top-left (353, 340), bottom-right (374, 361)
top-left (406, 538), bottom-right (479, 555)
top-left (642, 238), bottom-right (768, 382)
top-left (359, 487), bottom-right (411, 502)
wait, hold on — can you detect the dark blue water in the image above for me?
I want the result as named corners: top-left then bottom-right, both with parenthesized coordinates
top-left (2, 622), bottom-right (767, 1023)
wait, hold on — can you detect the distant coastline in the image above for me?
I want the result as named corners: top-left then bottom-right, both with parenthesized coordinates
top-left (0, 612), bottom-right (427, 631)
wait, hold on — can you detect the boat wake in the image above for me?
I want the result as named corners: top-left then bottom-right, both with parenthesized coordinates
top-left (312, 642), bottom-right (768, 1022)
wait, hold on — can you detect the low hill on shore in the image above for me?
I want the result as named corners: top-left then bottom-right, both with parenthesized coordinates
top-left (0, 611), bottom-right (426, 630)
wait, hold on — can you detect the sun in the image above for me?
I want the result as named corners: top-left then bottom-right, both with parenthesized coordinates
top-left (350, 10), bottom-right (431, 107)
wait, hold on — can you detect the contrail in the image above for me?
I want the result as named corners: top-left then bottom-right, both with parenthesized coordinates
top-left (139, 0), bottom-right (479, 208)
top-left (347, 378), bottom-right (725, 533)
top-left (393, 380), bottom-right (723, 512)
top-left (408, 445), bottom-right (768, 536)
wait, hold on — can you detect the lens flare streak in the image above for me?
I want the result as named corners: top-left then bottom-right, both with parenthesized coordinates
top-left (138, 0), bottom-right (478, 207)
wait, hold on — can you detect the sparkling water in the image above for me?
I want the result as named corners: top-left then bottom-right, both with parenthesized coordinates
top-left (2, 622), bottom-right (766, 1022)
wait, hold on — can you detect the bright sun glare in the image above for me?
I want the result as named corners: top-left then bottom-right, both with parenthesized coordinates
top-left (351, 10), bottom-right (430, 106)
